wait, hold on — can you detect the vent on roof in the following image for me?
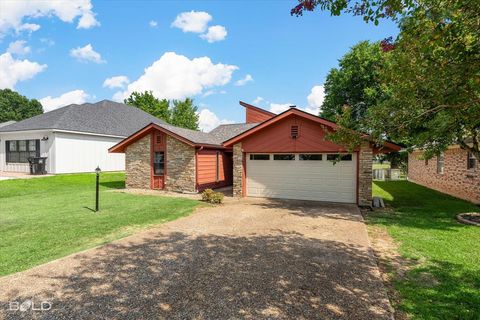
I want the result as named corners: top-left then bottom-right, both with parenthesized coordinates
top-left (291, 125), bottom-right (299, 139)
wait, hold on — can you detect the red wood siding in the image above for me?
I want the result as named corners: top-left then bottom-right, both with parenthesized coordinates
top-left (246, 107), bottom-right (274, 123)
top-left (197, 149), bottom-right (232, 191)
top-left (151, 130), bottom-right (166, 189)
top-left (241, 114), bottom-right (350, 153)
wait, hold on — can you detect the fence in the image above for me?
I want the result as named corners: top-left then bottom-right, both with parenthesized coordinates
top-left (372, 168), bottom-right (404, 181)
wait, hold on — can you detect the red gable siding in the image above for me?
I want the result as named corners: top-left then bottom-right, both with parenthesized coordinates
top-left (246, 107), bottom-right (274, 123)
top-left (241, 114), bottom-right (351, 153)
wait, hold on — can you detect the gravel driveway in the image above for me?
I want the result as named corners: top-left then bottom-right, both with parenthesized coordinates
top-left (0, 198), bottom-right (392, 319)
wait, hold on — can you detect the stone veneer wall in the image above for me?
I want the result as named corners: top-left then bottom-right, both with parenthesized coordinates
top-left (125, 134), bottom-right (151, 189)
top-left (232, 143), bottom-right (243, 197)
top-left (409, 148), bottom-right (479, 204)
top-left (358, 142), bottom-right (373, 207)
top-left (165, 136), bottom-right (196, 193)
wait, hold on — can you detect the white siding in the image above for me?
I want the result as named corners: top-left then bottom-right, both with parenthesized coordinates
top-left (247, 153), bottom-right (357, 203)
top-left (53, 132), bottom-right (124, 174)
top-left (0, 131), bottom-right (54, 173)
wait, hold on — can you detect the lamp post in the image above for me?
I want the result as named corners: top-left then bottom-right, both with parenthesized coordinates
top-left (95, 166), bottom-right (101, 212)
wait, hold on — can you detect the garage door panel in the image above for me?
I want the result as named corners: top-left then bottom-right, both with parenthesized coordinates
top-left (246, 153), bottom-right (356, 203)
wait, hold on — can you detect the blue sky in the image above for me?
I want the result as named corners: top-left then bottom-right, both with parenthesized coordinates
top-left (0, 0), bottom-right (398, 131)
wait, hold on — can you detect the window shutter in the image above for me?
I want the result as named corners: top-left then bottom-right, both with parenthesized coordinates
top-left (5, 141), bottom-right (9, 162)
top-left (36, 139), bottom-right (40, 157)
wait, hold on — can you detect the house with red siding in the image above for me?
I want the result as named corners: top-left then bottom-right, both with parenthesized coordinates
top-left (109, 101), bottom-right (400, 206)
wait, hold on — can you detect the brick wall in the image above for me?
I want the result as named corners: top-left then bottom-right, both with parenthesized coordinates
top-left (232, 143), bottom-right (243, 197)
top-left (358, 142), bottom-right (373, 207)
top-left (125, 134), bottom-right (151, 189)
top-left (165, 136), bottom-right (196, 193)
top-left (408, 148), bottom-right (480, 204)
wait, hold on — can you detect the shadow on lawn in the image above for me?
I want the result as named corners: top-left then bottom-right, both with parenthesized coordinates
top-left (99, 180), bottom-right (125, 190)
top-left (396, 260), bottom-right (480, 319)
top-left (1, 232), bottom-right (391, 319)
top-left (372, 181), bottom-right (477, 231)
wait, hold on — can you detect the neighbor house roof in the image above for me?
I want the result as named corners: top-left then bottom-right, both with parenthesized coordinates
top-left (0, 100), bottom-right (166, 137)
top-left (0, 121), bottom-right (16, 128)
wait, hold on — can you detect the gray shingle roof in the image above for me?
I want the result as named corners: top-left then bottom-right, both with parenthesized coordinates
top-left (0, 121), bottom-right (16, 128)
top-left (152, 122), bottom-right (259, 146)
top-left (0, 100), bottom-right (166, 137)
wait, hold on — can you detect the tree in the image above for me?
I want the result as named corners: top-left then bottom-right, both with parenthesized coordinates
top-left (293, 0), bottom-right (480, 161)
top-left (0, 89), bottom-right (43, 122)
top-left (321, 41), bottom-right (385, 129)
top-left (170, 98), bottom-right (199, 130)
top-left (124, 91), bottom-right (170, 122)
top-left (368, 0), bottom-right (480, 160)
top-left (291, 0), bottom-right (415, 24)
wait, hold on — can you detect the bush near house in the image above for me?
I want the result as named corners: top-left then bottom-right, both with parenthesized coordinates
top-left (201, 189), bottom-right (224, 204)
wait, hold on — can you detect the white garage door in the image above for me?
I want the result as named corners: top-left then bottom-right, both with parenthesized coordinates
top-left (246, 153), bottom-right (356, 203)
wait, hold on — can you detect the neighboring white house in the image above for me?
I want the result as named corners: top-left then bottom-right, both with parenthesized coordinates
top-left (0, 100), bottom-right (165, 174)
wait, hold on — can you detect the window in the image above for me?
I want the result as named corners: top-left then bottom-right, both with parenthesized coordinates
top-left (291, 125), bottom-right (299, 139)
top-left (6, 140), bottom-right (39, 163)
top-left (437, 153), bottom-right (445, 174)
top-left (250, 154), bottom-right (270, 160)
top-left (327, 154), bottom-right (352, 161)
top-left (156, 134), bottom-right (162, 144)
top-left (468, 152), bottom-right (477, 170)
top-left (274, 154), bottom-right (295, 160)
top-left (299, 154), bottom-right (322, 161)
top-left (153, 152), bottom-right (164, 175)
top-left (216, 151), bottom-right (220, 182)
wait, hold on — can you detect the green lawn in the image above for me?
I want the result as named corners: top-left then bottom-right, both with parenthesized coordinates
top-left (0, 173), bottom-right (200, 276)
top-left (369, 181), bottom-right (480, 319)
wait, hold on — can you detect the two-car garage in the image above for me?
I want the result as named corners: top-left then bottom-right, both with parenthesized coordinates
top-left (246, 153), bottom-right (357, 203)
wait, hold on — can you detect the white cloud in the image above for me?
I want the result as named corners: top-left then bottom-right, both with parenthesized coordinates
top-left (198, 109), bottom-right (234, 132)
top-left (70, 44), bottom-right (105, 64)
top-left (0, 0), bottom-right (99, 36)
top-left (39, 89), bottom-right (89, 112)
top-left (202, 89), bottom-right (226, 98)
top-left (103, 75), bottom-right (130, 89)
top-left (0, 52), bottom-right (46, 89)
top-left (269, 103), bottom-right (294, 114)
top-left (306, 85), bottom-right (325, 114)
top-left (7, 40), bottom-right (31, 55)
top-left (200, 25), bottom-right (227, 43)
top-left (172, 11), bottom-right (211, 33)
top-left (40, 38), bottom-right (55, 46)
top-left (149, 20), bottom-right (158, 28)
top-left (115, 52), bottom-right (238, 101)
top-left (235, 74), bottom-right (253, 86)
top-left (253, 96), bottom-right (264, 104)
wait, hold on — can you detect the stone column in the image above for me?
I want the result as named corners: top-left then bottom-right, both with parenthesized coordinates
top-left (233, 143), bottom-right (243, 197)
top-left (358, 141), bottom-right (373, 206)
top-left (125, 134), bottom-right (151, 189)
top-left (165, 136), bottom-right (196, 193)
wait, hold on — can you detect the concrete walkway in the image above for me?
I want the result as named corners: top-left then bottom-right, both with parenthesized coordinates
top-left (0, 198), bottom-right (392, 319)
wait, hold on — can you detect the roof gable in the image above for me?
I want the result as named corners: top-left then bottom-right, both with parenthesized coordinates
top-left (240, 101), bottom-right (275, 123)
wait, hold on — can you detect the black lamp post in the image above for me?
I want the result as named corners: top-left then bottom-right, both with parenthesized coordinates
top-left (95, 166), bottom-right (101, 212)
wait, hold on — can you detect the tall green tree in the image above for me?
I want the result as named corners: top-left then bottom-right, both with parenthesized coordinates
top-left (321, 41), bottom-right (385, 129)
top-left (368, 0), bottom-right (480, 160)
top-left (170, 98), bottom-right (199, 130)
top-left (124, 91), bottom-right (170, 122)
top-left (0, 89), bottom-right (43, 122)
top-left (293, 0), bottom-right (480, 160)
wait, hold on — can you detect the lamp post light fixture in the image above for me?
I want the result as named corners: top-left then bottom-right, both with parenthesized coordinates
top-left (95, 166), bottom-right (101, 212)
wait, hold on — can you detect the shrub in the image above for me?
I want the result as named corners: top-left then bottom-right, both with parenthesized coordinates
top-left (201, 189), bottom-right (224, 204)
